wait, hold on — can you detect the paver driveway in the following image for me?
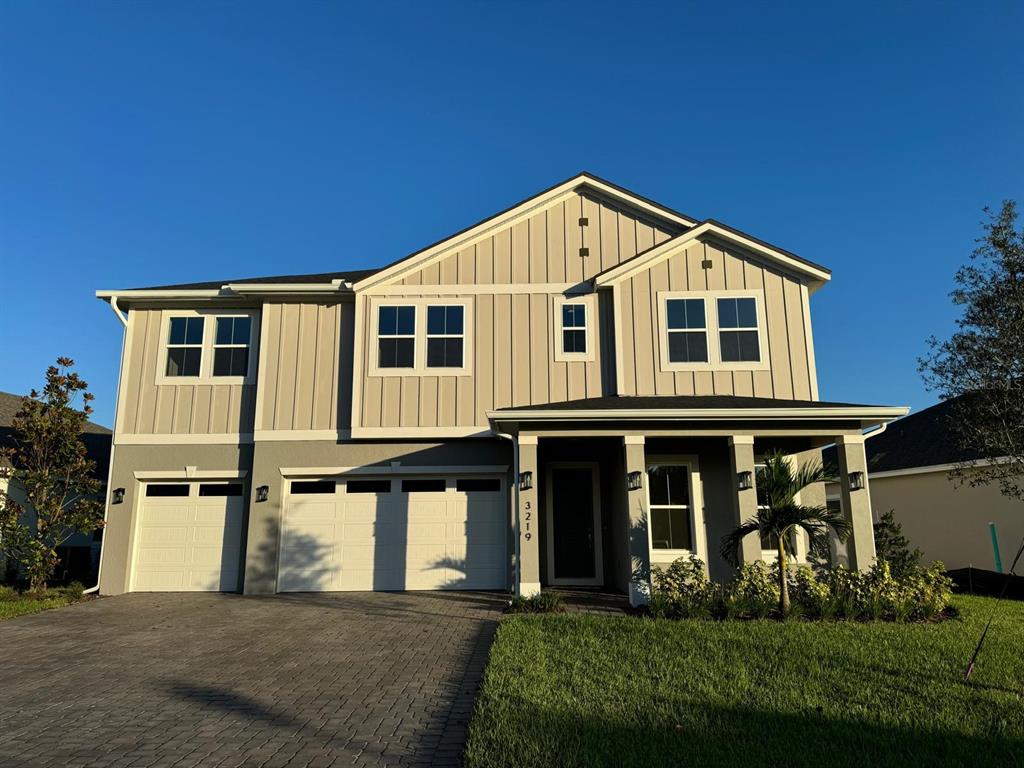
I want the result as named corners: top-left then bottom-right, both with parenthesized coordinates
top-left (0, 591), bottom-right (505, 768)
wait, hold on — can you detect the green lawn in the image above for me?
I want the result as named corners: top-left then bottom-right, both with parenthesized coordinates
top-left (0, 593), bottom-right (77, 621)
top-left (465, 595), bottom-right (1024, 768)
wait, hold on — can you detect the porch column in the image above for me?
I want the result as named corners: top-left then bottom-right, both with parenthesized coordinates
top-left (836, 434), bottom-right (876, 571)
top-left (516, 436), bottom-right (541, 597)
top-left (728, 436), bottom-right (763, 564)
top-left (623, 435), bottom-right (651, 607)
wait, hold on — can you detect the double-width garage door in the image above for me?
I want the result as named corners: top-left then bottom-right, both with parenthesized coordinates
top-left (278, 476), bottom-right (507, 592)
top-left (130, 482), bottom-right (245, 592)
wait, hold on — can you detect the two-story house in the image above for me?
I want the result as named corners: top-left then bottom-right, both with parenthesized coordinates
top-left (95, 173), bottom-right (907, 605)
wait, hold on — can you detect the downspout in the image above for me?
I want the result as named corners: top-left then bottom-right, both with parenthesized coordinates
top-left (493, 428), bottom-right (519, 599)
top-left (84, 297), bottom-right (128, 595)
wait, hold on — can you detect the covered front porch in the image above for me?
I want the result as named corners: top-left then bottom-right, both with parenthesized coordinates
top-left (489, 396), bottom-right (907, 606)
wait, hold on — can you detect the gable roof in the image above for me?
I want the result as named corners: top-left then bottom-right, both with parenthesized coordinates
top-left (823, 394), bottom-right (985, 474)
top-left (0, 391), bottom-right (112, 478)
top-left (593, 219), bottom-right (832, 291)
top-left (352, 171), bottom-right (700, 291)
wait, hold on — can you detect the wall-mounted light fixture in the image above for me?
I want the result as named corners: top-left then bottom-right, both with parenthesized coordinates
top-left (256, 485), bottom-right (269, 503)
top-left (849, 471), bottom-right (865, 491)
top-left (112, 488), bottom-right (125, 505)
top-left (627, 471), bottom-right (643, 491)
top-left (737, 470), bottom-right (753, 491)
top-left (518, 471), bottom-right (533, 491)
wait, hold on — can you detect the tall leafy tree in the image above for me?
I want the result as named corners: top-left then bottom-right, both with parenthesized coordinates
top-left (0, 359), bottom-right (105, 592)
top-left (919, 201), bottom-right (1024, 500)
top-left (721, 452), bottom-right (850, 615)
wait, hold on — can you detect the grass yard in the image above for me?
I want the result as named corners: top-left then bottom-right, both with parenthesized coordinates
top-left (0, 593), bottom-right (77, 620)
top-left (465, 595), bottom-right (1024, 768)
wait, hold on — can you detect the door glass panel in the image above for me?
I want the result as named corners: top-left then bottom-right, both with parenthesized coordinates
top-left (551, 468), bottom-right (596, 580)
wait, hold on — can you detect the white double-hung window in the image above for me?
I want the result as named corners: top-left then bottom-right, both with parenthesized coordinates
top-left (659, 291), bottom-right (768, 371)
top-left (159, 310), bottom-right (257, 383)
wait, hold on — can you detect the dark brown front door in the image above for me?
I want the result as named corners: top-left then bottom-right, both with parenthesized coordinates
top-left (547, 465), bottom-right (602, 585)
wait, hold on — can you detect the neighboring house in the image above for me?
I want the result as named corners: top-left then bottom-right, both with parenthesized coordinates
top-left (0, 391), bottom-right (111, 584)
top-left (94, 172), bottom-right (906, 604)
top-left (825, 396), bottom-right (1023, 572)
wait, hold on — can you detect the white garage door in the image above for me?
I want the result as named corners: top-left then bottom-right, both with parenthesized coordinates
top-left (131, 482), bottom-right (245, 592)
top-left (278, 476), bottom-right (507, 592)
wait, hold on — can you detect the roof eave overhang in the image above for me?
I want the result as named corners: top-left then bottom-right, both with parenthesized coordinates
top-left (95, 281), bottom-right (355, 303)
top-left (593, 222), bottom-right (831, 291)
top-left (487, 406), bottom-right (909, 426)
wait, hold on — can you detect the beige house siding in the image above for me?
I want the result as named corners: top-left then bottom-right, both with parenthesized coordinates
top-left (616, 239), bottom-right (817, 400)
top-left (358, 291), bottom-right (605, 429)
top-left (117, 308), bottom-right (256, 436)
top-left (255, 301), bottom-right (354, 432)
top-left (395, 192), bottom-right (679, 287)
top-left (868, 469), bottom-right (1023, 571)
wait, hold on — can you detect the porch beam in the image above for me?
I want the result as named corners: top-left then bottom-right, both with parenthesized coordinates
top-left (622, 435), bottom-right (651, 607)
top-left (728, 435), bottom-right (764, 565)
top-left (516, 436), bottom-right (541, 597)
top-left (835, 434), bottom-right (876, 571)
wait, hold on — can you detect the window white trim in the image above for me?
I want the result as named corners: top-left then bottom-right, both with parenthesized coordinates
top-left (657, 290), bottom-right (770, 372)
top-left (425, 304), bottom-right (467, 370)
top-left (367, 297), bottom-right (473, 377)
top-left (155, 309), bottom-right (259, 386)
top-left (646, 454), bottom-right (706, 568)
top-left (552, 294), bottom-right (596, 362)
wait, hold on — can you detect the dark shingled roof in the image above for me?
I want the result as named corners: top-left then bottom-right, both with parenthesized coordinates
top-left (823, 395), bottom-right (984, 473)
top-left (496, 395), bottom-right (878, 412)
top-left (0, 391), bottom-right (112, 478)
top-left (131, 268), bottom-right (384, 291)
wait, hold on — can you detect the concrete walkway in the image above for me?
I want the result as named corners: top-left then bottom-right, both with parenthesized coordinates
top-left (0, 591), bottom-right (506, 767)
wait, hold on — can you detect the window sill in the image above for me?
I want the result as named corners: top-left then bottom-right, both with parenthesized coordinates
top-left (155, 375), bottom-right (254, 386)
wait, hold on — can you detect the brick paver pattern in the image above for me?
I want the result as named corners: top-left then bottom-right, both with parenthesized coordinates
top-left (0, 591), bottom-right (505, 768)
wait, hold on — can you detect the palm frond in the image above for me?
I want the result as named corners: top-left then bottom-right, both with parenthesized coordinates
top-left (720, 520), bottom-right (762, 565)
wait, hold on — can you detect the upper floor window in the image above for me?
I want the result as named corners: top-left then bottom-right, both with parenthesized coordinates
top-left (213, 317), bottom-right (252, 376)
top-left (665, 298), bottom-right (709, 364)
top-left (166, 317), bottom-right (205, 377)
top-left (561, 304), bottom-right (587, 354)
top-left (717, 297), bottom-right (760, 363)
top-left (377, 305), bottom-right (415, 369)
top-left (426, 305), bottom-right (464, 368)
top-left (659, 291), bottom-right (768, 372)
top-left (158, 310), bottom-right (258, 384)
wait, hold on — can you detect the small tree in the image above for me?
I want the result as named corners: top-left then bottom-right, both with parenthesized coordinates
top-left (873, 510), bottom-right (922, 578)
top-left (919, 201), bottom-right (1024, 500)
top-left (720, 452), bottom-right (850, 615)
top-left (0, 359), bottom-right (105, 592)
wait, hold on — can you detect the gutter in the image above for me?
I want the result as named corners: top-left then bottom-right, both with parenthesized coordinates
top-left (86, 298), bottom-right (128, 594)
top-left (487, 406), bottom-right (909, 423)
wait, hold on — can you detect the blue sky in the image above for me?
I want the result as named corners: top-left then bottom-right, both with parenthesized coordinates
top-left (1, 1), bottom-right (1021, 427)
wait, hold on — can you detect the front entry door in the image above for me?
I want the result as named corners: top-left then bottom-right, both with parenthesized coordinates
top-left (546, 464), bottom-right (603, 586)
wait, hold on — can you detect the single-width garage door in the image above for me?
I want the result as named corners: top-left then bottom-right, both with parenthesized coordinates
top-left (130, 482), bottom-right (245, 592)
top-left (278, 476), bottom-right (507, 592)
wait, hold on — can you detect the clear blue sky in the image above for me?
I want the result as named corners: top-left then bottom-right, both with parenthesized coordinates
top-left (1, 2), bottom-right (1021, 427)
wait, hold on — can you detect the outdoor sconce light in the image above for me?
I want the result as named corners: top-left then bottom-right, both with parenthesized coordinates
top-left (256, 485), bottom-right (270, 503)
top-left (849, 471), bottom-right (865, 491)
top-left (737, 470), bottom-right (753, 491)
top-left (112, 488), bottom-right (125, 505)
top-left (518, 471), bottom-right (533, 491)
top-left (627, 471), bottom-right (643, 491)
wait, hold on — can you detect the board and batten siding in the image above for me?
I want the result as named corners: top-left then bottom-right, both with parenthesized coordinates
top-left (616, 240), bottom-right (817, 400)
top-left (117, 308), bottom-right (256, 436)
top-left (395, 192), bottom-right (678, 287)
top-left (358, 292), bottom-right (604, 429)
top-left (256, 301), bottom-right (354, 431)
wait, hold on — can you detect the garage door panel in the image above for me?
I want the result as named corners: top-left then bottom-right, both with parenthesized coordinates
top-left (132, 489), bottom-right (244, 592)
top-left (280, 478), bottom-right (507, 592)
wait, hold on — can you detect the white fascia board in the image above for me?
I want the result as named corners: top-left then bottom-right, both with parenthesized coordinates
top-left (487, 406), bottom-right (909, 423)
top-left (96, 281), bottom-right (353, 303)
top-left (225, 280), bottom-right (351, 294)
top-left (352, 174), bottom-right (698, 292)
top-left (593, 223), bottom-right (832, 288)
top-left (96, 289), bottom-right (225, 300)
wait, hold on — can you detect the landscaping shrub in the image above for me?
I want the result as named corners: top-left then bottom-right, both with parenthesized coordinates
top-left (508, 591), bottom-right (565, 614)
top-left (650, 555), bottom-right (717, 619)
top-left (650, 556), bottom-right (953, 622)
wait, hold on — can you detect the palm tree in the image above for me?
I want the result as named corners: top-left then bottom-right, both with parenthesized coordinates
top-left (720, 451), bottom-right (851, 615)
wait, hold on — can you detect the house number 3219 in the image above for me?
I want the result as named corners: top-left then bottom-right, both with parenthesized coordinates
top-left (523, 501), bottom-right (532, 540)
